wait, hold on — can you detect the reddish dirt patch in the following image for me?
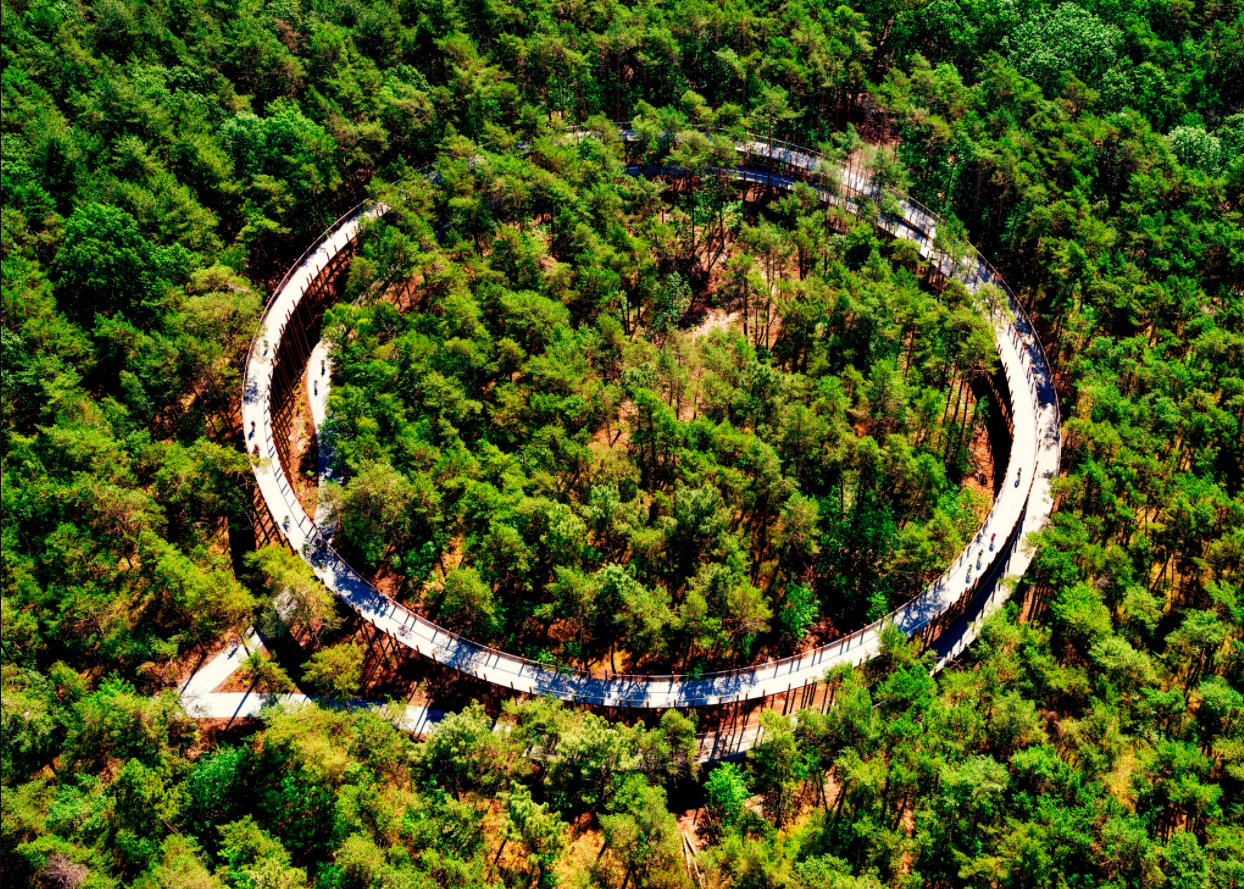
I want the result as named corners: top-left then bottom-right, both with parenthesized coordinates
top-left (1017, 582), bottom-right (1051, 625)
top-left (286, 363), bottom-right (320, 516)
top-left (963, 420), bottom-right (996, 501)
top-left (369, 563), bottom-right (406, 600)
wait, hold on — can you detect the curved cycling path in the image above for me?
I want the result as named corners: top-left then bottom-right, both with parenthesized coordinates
top-left (241, 131), bottom-right (1060, 710)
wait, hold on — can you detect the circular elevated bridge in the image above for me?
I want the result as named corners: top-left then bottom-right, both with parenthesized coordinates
top-left (241, 130), bottom-right (1061, 712)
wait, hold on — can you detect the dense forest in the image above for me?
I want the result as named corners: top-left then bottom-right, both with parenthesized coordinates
top-left (2, 0), bottom-right (1242, 886)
